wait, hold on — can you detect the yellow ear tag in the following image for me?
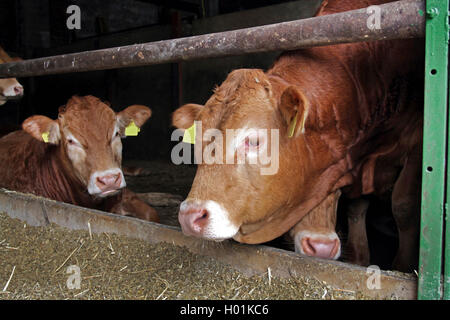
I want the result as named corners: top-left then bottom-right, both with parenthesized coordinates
top-left (288, 112), bottom-right (298, 138)
top-left (125, 121), bottom-right (140, 136)
top-left (42, 132), bottom-right (50, 143)
top-left (183, 122), bottom-right (196, 144)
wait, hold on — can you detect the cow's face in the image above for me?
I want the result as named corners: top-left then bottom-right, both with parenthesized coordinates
top-left (173, 69), bottom-right (341, 242)
top-left (22, 95), bottom-right (151, 198)
top-left (0, 57), bottom-right (24, 106)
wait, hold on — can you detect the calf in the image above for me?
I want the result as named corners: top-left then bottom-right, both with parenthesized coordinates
top-left (0, 46), bottom-right (24, 105)
top-left (172, 0), bottom-right (423, 272)
top-left (0, 95), bottom-right (158, 222)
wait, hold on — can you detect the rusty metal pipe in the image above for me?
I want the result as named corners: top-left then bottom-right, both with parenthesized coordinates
top-left (0, 0), bottom-right (425, 78)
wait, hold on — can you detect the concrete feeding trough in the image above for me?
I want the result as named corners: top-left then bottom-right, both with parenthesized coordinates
top-left (0, 188), bottom-right (416, 299)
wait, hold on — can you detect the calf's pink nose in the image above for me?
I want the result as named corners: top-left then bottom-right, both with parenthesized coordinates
top-left (301, 237), bottom-right (340, 259)
top-left (14, 86), bottom-right (23, 96)
top-left (95, 173), bottom-right (121, 192)
top-left (178, 206), bottom-right (209, 237)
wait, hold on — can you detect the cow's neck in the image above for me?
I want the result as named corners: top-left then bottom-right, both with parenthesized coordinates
top-left (269, 46), bottom-right (421, 172)
top-left (270, 44), bottom-right (421, 134)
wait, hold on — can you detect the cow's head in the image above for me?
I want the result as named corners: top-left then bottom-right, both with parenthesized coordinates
top-left (22, 95), bottom-right (151, 198)
top-left (0, 52), bottom-right (24, 105)
top-left (173, 69), bottom-right (350, 243)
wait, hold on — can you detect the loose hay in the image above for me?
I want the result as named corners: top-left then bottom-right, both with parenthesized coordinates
top-left (0, 212), bottom-right (374, 300)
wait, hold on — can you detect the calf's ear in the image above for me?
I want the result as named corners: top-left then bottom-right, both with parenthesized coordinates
top-left (172, 103), bottom-right (203, 129)
top-left (22, 115), bottom-right (60, 144)
top-left (279, 86), bottom-right (309, 138)
top-left (117, 105), bottom-right (152, 128)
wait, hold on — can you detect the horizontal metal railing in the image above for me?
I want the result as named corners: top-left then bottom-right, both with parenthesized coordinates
top-left (0, 0), bottom-right (424, 78)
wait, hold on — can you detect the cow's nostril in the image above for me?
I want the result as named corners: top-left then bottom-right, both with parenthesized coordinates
top-left (302, 238), bottom-right (316, 255)
top-left (14, 86), bottom-right (23, 95)
top-left (96, 177), bottom-right (106, 186)
top-left (194, 209), bottom-right (208, 223)
top-left (301, 237), bottom-right (339, 260)
top-left (96, 174), bottom-right (121, 188)
top-left (178, 207), bottom-right (210, 237)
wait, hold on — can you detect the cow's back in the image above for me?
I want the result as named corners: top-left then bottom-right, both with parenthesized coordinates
top-left (317, 0), bottom-right (394, 15)
top-left (268, 0), bottom-right (424, 196)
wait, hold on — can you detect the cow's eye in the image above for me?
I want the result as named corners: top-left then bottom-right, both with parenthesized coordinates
top-left (67, 138), bottom-right (81, 148)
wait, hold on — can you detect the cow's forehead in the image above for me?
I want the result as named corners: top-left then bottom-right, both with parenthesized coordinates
top-left (59, 96), bottom-right (116, 139)
top-left (200, 69), bottom-right (275, 130)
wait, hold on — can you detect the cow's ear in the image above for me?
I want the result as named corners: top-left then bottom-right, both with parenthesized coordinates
top-left (279, 86), bottom-right (309, 137)
top-left (172, 103), bottom-right (203, 129)
top-left (117, 105), bottom-right (152, 128)
top-left (22, 115), bottom-right (60, 144)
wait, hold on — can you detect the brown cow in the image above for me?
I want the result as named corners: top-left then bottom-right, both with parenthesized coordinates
top-left (0, 46), bottom-right (24, 105)
top-left (0, 95), bottom-right (158, 222)
top-left (172, 0), bottom-right (423, 272)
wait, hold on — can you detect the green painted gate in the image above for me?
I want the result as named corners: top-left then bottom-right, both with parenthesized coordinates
top-left (419, 0), bottom-right (450, 300)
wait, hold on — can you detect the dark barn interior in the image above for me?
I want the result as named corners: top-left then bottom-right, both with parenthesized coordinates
top-left (0, 0), bottom-right (401, 272)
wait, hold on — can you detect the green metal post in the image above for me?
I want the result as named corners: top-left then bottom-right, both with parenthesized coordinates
top-left (446, 185), bottom-right (450, 299)
top-left (445, 8), bottom-right (450, 301)
top-left (418, 0), bottom-right (449, 300)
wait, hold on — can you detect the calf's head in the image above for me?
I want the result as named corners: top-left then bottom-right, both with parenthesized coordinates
top-left (0, 53), bottom-right (24, 106)
top-left (173, 69), bottom-right (348, 243)
top-left (22, 95), bottom-right (151, 198)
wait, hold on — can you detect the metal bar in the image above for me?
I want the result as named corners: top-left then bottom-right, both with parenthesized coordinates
top-left (446, 157), bottom-right (450, 298)
top-left (445, 6), bottom-right (450, 300)
top-left (0, 0), bottom-right (425, 78)
top-left (418, 0), bottom-right (449, 300)
top-left (446, 231), bottom-right (450, 298)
